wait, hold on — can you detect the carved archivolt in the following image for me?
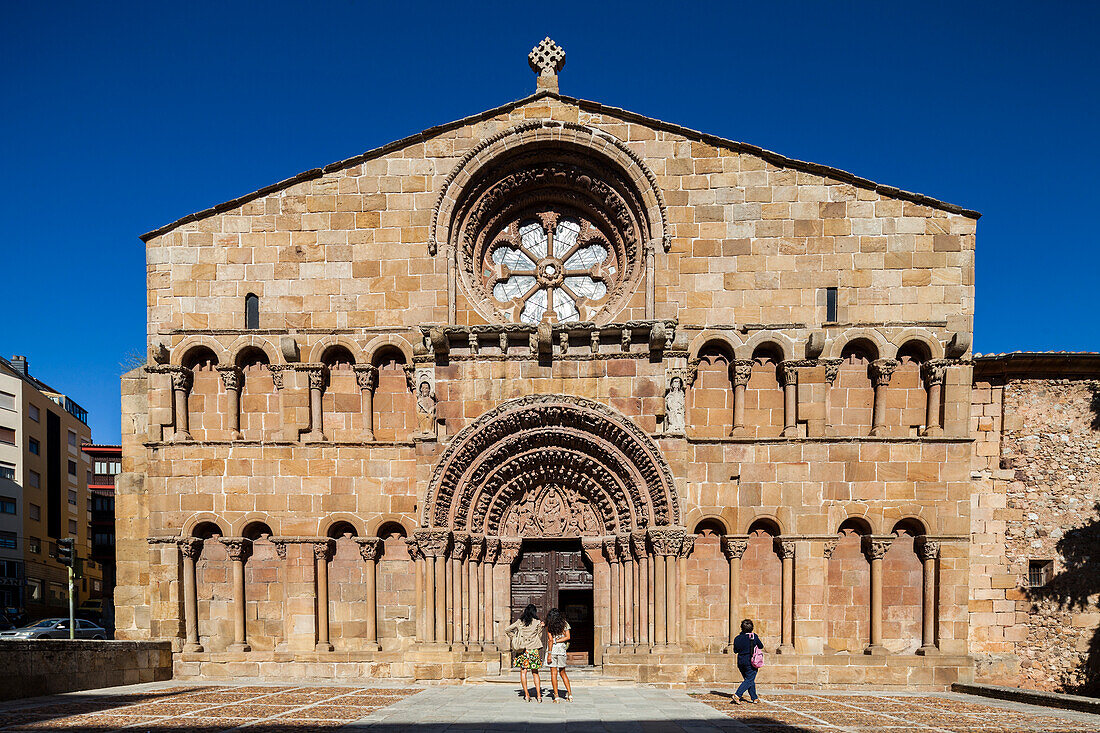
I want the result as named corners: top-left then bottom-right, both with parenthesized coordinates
top-left (423, 394), bottom-right (680, 536)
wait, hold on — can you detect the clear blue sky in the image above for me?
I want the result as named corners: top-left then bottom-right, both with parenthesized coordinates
top-left (2, 2), bottom-right (1097, 443)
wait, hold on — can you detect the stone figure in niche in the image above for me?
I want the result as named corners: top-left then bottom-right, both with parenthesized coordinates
top-left (415, 377), bottom-right (437, 439)
top-left (665, 376), bottom-right (686, 434)
top-left (539, 488), bottom-right (566, 536)
top-left (501, 485), bottom-right (602, 537)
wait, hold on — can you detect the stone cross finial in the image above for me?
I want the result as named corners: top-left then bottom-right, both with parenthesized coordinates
top-left (529, 37), bottom-right (565, 92)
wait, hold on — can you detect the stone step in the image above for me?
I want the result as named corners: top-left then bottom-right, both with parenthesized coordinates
top-left (485, 666), bottom-right (635, 686)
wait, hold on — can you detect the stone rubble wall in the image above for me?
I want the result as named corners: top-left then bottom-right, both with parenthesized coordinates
top-left (0, 640), bottom-right (173, 701)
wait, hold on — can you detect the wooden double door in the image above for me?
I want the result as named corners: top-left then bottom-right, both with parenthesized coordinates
top-left (510, 539), bottom-right (594, 665)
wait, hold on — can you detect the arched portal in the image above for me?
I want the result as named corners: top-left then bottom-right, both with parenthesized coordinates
top-left (423, 394), bottom-right (681, 535)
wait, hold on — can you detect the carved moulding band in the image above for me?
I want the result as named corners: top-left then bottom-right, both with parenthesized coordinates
top-left (423, 394), bottom-right (681, 537)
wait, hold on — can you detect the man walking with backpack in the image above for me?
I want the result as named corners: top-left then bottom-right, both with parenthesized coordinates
top-left (731, 618), bottom-right (765, 704)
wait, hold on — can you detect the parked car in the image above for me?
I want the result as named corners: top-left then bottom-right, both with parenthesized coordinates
top-left (0, 618), bottom-right (107, 640)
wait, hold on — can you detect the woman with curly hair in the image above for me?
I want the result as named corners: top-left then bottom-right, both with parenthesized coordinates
top-left (505, 603), bottom-right (545, 702)
top-left (544, 607), bottom-right (573, 702)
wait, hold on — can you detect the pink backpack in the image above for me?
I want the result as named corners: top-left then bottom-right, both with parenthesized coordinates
top-left (750, 633), bottom-right (765, 669)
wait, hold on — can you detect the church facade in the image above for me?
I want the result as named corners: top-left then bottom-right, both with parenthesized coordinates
top-left (115, 41), bottom-right (1095, 690)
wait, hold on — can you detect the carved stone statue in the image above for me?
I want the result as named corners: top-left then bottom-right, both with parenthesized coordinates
top-left (501, 484), bottom-right (602, 538)
top-left (664, 376), bottom-right (686, 434)
top-left (415, 378), bottom-right (437, 439)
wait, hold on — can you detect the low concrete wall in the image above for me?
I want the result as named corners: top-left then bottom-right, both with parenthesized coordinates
top-left (0, 640), bottom-right (173, 700)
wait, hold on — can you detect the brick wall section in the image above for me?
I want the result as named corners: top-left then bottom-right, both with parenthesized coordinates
top-left (0, 641), bottom-right (172, 701)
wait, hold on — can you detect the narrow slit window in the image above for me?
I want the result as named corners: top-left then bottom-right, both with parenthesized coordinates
top-left (245, 293), bottom-right (260, 330)
top-left (825, 287), bottom-right (838, 323)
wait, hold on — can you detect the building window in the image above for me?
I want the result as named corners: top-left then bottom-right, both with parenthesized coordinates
top-left (48, 582), bottom-right (65, 603)
top-left (67, 430), bottom-right (77, 448)
top-left (29, 503), bottom-right (40, 520)
top-left (0, 426), bottom-right (14, 445)
top-left (28, 536), bottom-right (40, 554)
top-left (28, 438), bottom-right (39, 455)
top-left (0, 497), bottom-right (15, 515)
top-left (68, 519), bottom-right (78, 535)
top-left (0, 462), bottom-right (13, 481)
top-left (93, 579), bottom-right (101, 592)
top-left (245, 293), bottom-right (260, 329)
top-left (68, 490), bottom-right (77, 506)
top-left (1029, 559), bottom-right (1054, 588)
top-left (27, 578), bottom-right (42, 602)
top-left (48, 542), bottom-right (57, 558)
top-left (825, 287), bottom-right (838, 322)
top-left (67, 460), bottom-right (77, 477)
top-left (28, 404), bottom-right (39, 422)
top-left (28, 470), bottom-right (39, 489)
top-left (0, 532), bottom-right (16, 550)
top-left (0, 391), bottom-right (14, 412)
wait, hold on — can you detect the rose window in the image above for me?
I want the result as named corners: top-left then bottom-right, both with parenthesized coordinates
top-left (483, 210), bottom-right (617, 324)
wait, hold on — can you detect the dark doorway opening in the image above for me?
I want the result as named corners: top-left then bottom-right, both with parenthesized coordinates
top-left (510, 539), bottom-right (594, 665)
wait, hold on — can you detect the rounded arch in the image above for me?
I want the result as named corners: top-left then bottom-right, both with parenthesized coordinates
top-left (171, 336), bottom-right (228, 367)
top-left (327, 521), bottom-right (359, 539)
top-left (364, 335), bottom-right (415, 368)
top-left (231, 513), bottom-right (278, 538)
top-left (823, 328), bottom-right (891, 360)
top-left (318, 513), bottom-right (366, 538)
top-left (891, 517), bottom-right (928, 537)
top-left (738, 331), bottom-right (799, 361)
top-left (684, 508), bottom-right (732, 536)
top-left (307, 336), bottom-right (365, 365)
top-left (366, 514), bottom-right (415, 538)
top-left (240, 521), bottom-right (274, 541)
top-left (688, 331), bottom-right (742, 362)
top-left (423, 394), bottom-right (680, 535)
top-left (837, 516), bottom-right (874, 536)
top-left (890, 329), bottom-right (944, 361)
top-left (376, 521), bottom-right (409, 540)
top-left (746, 516), bottom-right (783, 536)
top-left (692, 517), bottom-right (729, 537)
top-left (227, 336), bottom-right (280, 368)
top-left (182, 513), bottom-right (227, 538)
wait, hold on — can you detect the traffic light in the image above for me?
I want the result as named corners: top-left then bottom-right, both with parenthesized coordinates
top-left (57, 537), bottom-right (74, 567)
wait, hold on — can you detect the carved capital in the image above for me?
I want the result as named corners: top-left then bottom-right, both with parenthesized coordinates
top-left (648, 526), bottom-right (686, 556)
top-left (170, 367), bottom-right (193, 392)
top-left (177, 537), bottom-right (203, 560)
top-left (356, 537), bottom-right (383, 562)
top-left (269, 366), bottom-right (285, 391)
top-left (631, 530), bottom-right (648, 559)
top-left (917, 537), bottom-right (940, 561)
top-left (822, 538), bottom-right (839, 560)
top-left (273, 538), bottom-right (288, 559)
top-left (403, 536), bottom-right (423, 561)
top-left (679, 533), bottom-right (696, 558)
top-left (484, 536), bottom-right (501, 564)
top-left (403, 363), bottom-right (416, 392)
top-left (468, 534), bottom-right (485, 562)
top-left (920, 360), bottom-right (948, 387)
top-left (732, 359), bottom-right (753, 387)
top-left (774, 537), bottom-right (797, 561)
top-left (603, 536), bottom-right (620, 563)
top-left (862, 536), bottom-right (892, 561)
top-left (450, 531), bottom-right (470, 561)
top-left (354, 364), bottom-right (378, 392)
top-left (779, 360), bottom-right (800, 387)
top-left (218, 366), bottom-right (242, 392)
top-left (721, 535), bottom-right (749, 561)
top-left (307, 367), bottom-right (326, 391)
top-left (616, 533), bottom-right (633, 561)
top-left (313, 539), bottom-right (335, 562)
top-left (823, 359), bottom-right (843, 386)
top-left (414, 528), bottom-right (451, 558)
top-left (870, 358), bottom-right (899, 387)
top-left (499, 537), bottom-right (522, 564)
top-left (220, 537), bottom-right (251, 562)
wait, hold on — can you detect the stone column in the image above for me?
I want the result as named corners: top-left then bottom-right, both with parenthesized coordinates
top-left (304, 366), bottom-right (326, 441)
top-left (269, 367), bottom-right (287, 441)
top-left (920, 361), bottom-right (947, 437)
top-left (631, 531), bottom-right (649, 649)
top-left (780, 361), bottom-right (800, 437)
top-left (354, 365), bottom-right (378, 441)
top-left (178, 538), bottom-right (203, 653)
top-left (581, 538), bottom-right (607, 665)
top-left (604, 538), bottom-right (621, 651)
top-left (450, 532), bottom-right (469, 650)
top-left (484, 538), bottom-right (501, 650)
top-left (722, 535), bottom-right (749, 654)
top-left (468, 535), bottom-right (485, 651)
top-left (218, 367), bottom-right (243, 440)
top-left (823, 360), bottom-right (842, 436)
top-left (916, 537), bottom-right (940, 655)
top-left (499, 538), bottom-right (522, 652)
top-left (863, 536), bottom-right (891, 655)
top-left (405, 536), bottom-right (425, 642)
top-left (617, 534), bottom-right (634, 651)
top-left (313, 539), bottom-right (334, 652)
top-left (649, 527), bottom-right (685, 649)
top-left (170, 367), bottom-right (193, 441)
top-left (415, 529), bottom-right (450, 645)
top-left (869, 359), bottom-right (898, 437)
top-left (775, 537), bottom-right (796, 654)
top-left (730, 360), bottom-right (752, 435)
top-left (678, 534), bottom-right (695, 648)
top-left (221, 537), bottom-right (252, 652)
top-left (357, 537), bottom-right (383, 652)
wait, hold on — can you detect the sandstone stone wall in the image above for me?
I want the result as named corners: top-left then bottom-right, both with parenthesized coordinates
top-left (0, 640), bottom-right (172, 701)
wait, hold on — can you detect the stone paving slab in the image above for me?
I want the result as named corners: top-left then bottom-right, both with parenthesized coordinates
top-left (0, 682), bottom-right (1098, 732)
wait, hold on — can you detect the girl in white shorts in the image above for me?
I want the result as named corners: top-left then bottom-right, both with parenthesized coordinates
top-left (544, 607), bottom-right (573, 702)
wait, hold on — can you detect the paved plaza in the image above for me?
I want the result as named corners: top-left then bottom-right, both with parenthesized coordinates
top-left (0, 682), bottom-right (1098, 732)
